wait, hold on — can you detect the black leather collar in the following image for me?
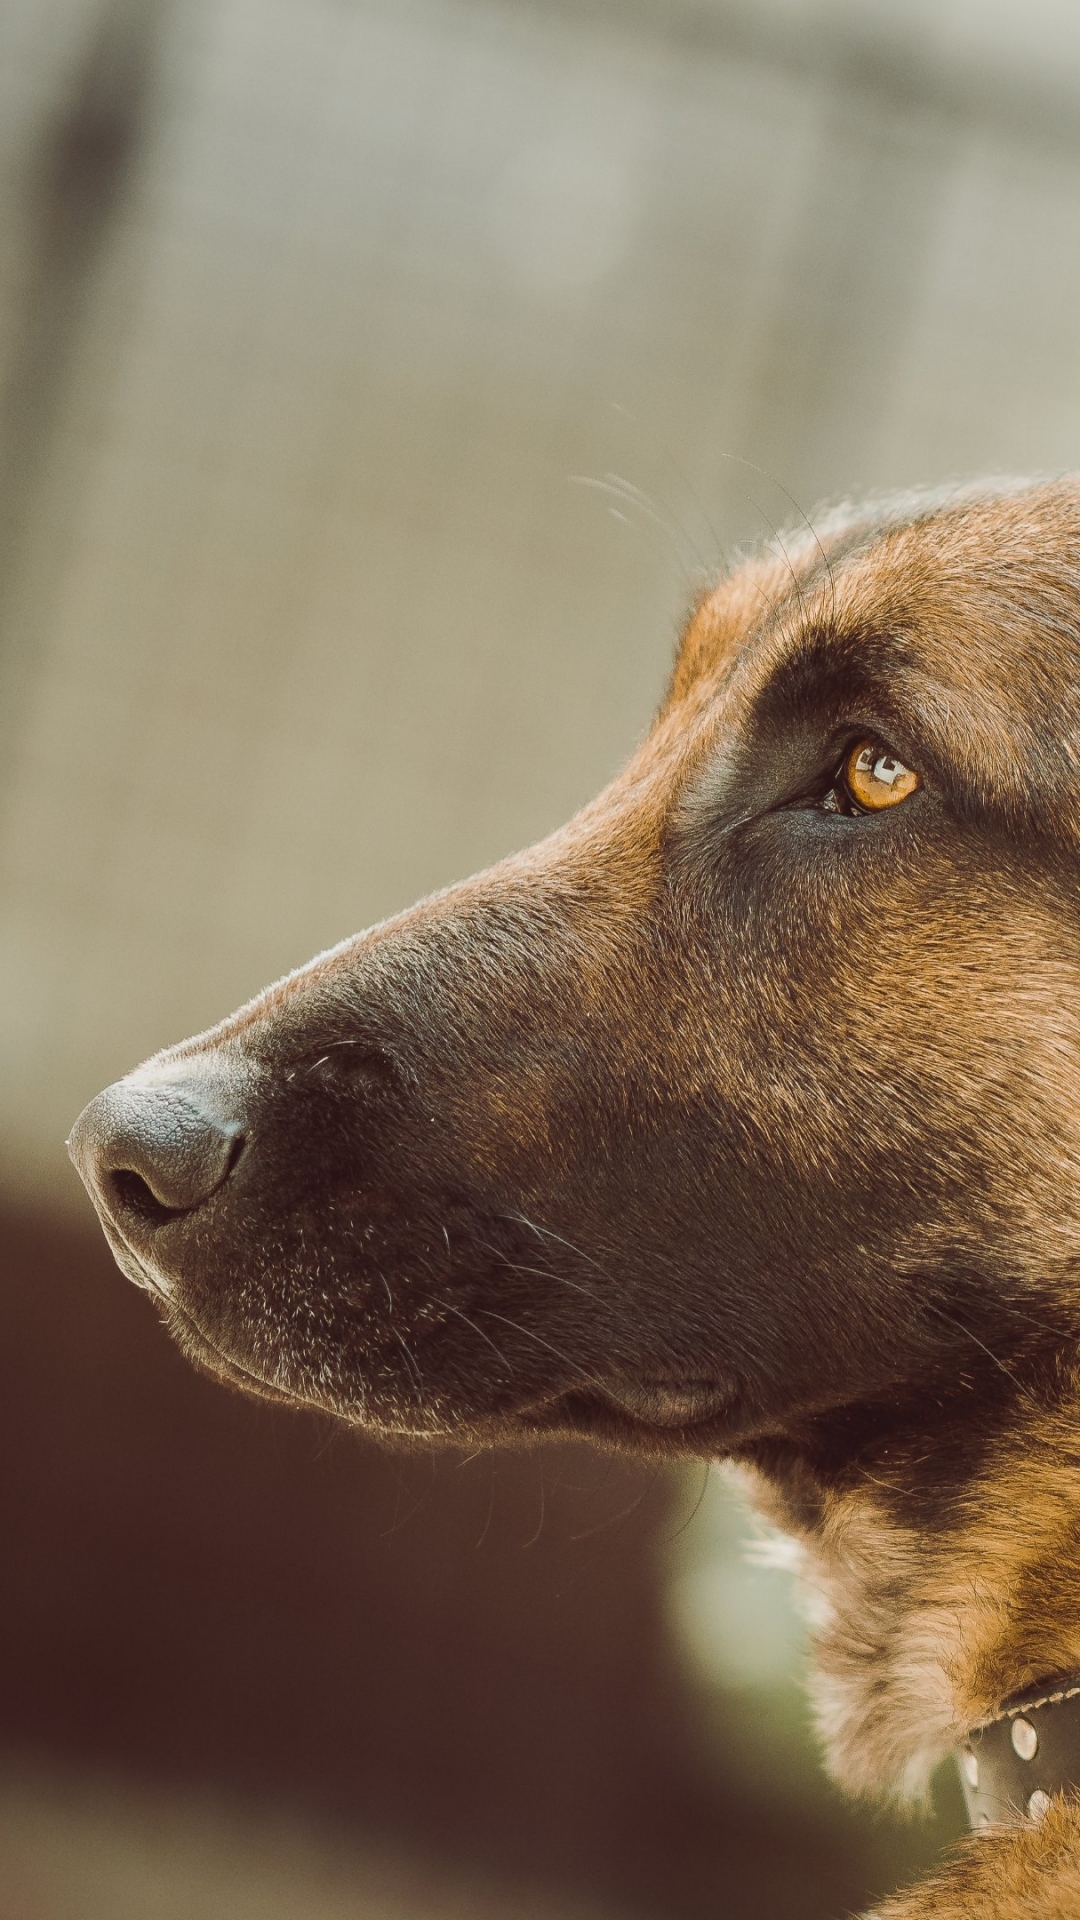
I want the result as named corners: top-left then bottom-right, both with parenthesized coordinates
top-left (959, 1676), bottom-right (1080, 1829)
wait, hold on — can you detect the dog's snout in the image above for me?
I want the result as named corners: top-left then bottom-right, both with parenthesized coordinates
top-left (68, 1070), bottom-right (247, 1225)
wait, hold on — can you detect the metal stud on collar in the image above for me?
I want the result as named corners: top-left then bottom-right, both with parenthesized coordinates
top-left (1011, 1718), bottom-right (1038, 1762)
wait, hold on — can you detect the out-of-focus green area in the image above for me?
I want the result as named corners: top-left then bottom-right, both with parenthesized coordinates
top-left (1, 0), bottom-right (1077, 1913)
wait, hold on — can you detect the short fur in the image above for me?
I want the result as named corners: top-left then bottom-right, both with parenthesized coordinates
top-left (72, 478), bottom-right (1080, 1914)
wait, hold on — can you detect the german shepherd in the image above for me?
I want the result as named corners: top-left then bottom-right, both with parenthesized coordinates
top-left (69, 478), bottom-right (1080, 1915)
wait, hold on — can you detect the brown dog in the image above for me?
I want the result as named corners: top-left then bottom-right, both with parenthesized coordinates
top-left (69, 477), bottom-right (1080, 1916)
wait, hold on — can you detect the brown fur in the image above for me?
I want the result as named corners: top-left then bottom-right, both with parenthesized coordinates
top-left (874, 1798), bottom-right (1080, 1919)
top-left (70, 478), bottom-right (1080, 1912)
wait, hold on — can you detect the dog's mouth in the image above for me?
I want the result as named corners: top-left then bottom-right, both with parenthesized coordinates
top-left (95, 1195), bottom-right (739, 1448)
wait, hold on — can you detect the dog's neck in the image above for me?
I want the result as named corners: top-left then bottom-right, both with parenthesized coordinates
top-left (736, 1378), bottom-right (1080, 1803)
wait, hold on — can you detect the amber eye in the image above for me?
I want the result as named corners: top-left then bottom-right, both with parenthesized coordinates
top-left (841, 738), bottom-right (921, 812)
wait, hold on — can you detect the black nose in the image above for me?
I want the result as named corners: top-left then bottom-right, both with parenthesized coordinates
top-left (68, 1066), bottom-right (247, 1226)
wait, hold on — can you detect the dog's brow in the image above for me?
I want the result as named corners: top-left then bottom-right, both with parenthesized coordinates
top-left (762, 619), bottom-right (869, 690)
top-left (735, 606), bottom-right (911, 738)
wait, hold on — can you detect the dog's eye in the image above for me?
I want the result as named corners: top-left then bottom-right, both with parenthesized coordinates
top-left (824, 738), bottom-right (921, 815)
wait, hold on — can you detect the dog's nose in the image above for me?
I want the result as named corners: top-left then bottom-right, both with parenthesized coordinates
top-left (68, 1067), bottom-right (247, 1225)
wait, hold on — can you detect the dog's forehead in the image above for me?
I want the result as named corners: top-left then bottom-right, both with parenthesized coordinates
top-left (663, 480), bottom-right (1080, 817)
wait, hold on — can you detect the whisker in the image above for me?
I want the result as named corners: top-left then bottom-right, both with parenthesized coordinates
top-left (570, 1467), bottom-right (658, 1543)
top-left (443, 1302), bottom-right (515, 1377)
top-left (714, 450), bottom-right (836, 622)
top-left (988, 1298), bottom-right (1074, 1340)
top-left (391, 1327), bottom-right (425, 1405)
top-left (476, 1308), bottom-right (606, 1395)
top-left (381, 1457), bottom-right (438, 1538)
top-left (500, 1211), bottom-right (615, 1282)
top-left (569, 474), bottom-right (700, 588)
top-left (523, 1455), bottom-right (547, 1550)
top-left (662, 1461), bottom-right (713, 1544)
top-left (603, 469), bottom-right (712, 577)
top-left (474, 1238), bottom-right (604, 1305)
top-left (610, 400), bottom-right (727, 576)
top-left (921, 1301), bottom-right (1030, 1399)
top-left (603, 504), bottom-right (686, 585)
top-left (501, 1263), bottom-right (602, 1303)
top-left (736, 486), bottom-right (808, 623)
top-left (858, 1464), bottom-right (919, 1498)
top-left (475, 1442), bottom-right (498, 1550)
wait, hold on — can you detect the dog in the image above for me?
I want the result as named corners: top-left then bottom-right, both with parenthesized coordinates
top-left (68, 476), bottom-right (1080, 1916)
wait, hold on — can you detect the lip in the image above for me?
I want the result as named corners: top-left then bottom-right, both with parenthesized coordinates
top-left (169, 1312), bottom-right (302, 1406)
top-left (515, 1379), bottom-right (739, 1454)
top-left (596, 1378), bottom-right (734, 1428)
top-left (91, 1210), bottom-right (176, 1302)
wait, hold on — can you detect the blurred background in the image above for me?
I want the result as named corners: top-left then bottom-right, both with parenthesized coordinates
top-left (3, 0), bottom-right (1080, 1912)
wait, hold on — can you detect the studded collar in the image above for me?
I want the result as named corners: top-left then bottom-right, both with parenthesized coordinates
top-left (959, 1677), bottom-right (1080, 1829)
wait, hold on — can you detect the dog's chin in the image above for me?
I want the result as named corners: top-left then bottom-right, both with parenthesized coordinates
top-left (170, 1316), bottom-right (740, 1458)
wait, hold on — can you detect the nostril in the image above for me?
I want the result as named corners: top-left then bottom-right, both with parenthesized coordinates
top-left (104, 1128), bottom-right (248, 1224)
top-left (69, 1076), bottom-right (249, 1226)
top-left (109, 1167), bottom-right (188, 1226)
top-left (223, 1131), bottom-right (247, 1179)
top-left (98, 1124), bottom-right (247, 1228)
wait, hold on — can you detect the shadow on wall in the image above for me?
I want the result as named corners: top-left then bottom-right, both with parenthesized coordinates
top-left (0, 1202), bottom-right (958, 1920)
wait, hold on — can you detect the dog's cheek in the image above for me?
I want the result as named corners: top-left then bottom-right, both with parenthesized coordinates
top-left (681, 845), bottom-right (1080, 1382)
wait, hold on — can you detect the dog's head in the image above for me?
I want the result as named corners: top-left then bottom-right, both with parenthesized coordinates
top-left (69, 480), bottom-right (1080, 1482)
